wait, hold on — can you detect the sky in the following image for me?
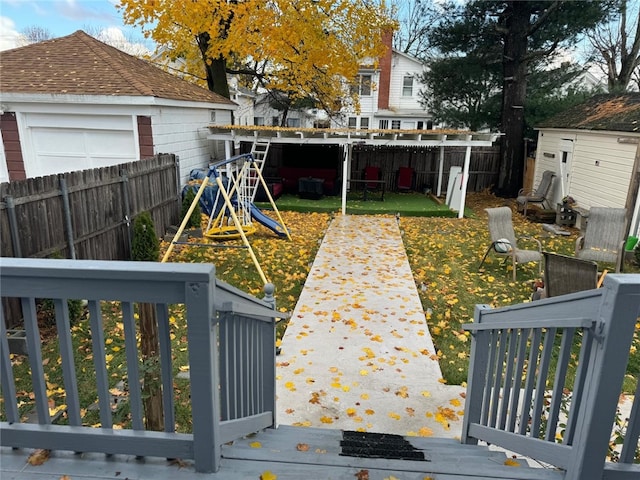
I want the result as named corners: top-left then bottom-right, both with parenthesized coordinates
top-left (0, 0), bottom-right (152, 52)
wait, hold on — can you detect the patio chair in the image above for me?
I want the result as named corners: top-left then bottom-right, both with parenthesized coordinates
top-left (397, 166), bottom-right (413, 191)
top-left (516, 170), bottom-right (555, 217)
top-left (479, 206), bottom-right (542, 281)
top-left (575, 207), bottom-right (627, 272)
top-left (543, 252), bottom-right (598, 297)
top-left (364, 166), bottom-right (381, 189)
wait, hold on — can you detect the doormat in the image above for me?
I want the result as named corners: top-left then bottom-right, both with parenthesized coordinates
top-left (340, 431), bottom-right (427, 461)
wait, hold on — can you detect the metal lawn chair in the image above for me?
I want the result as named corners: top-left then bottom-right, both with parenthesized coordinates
top-left (479, 206), bottom-right (542, 281)
top-left (543, 252), bottom-right (598, 297)
top-left (516, 170), bottom-right (555, 217)
top-left (575, 207), bottom-right (627, 273)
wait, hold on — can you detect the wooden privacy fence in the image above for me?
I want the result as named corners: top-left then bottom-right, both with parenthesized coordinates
top-left (0, 154), bottom-right (180, 261)
top-left (351, 145), bottom-right (500, 193)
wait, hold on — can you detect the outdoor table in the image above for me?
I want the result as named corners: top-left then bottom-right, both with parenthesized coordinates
top-left (298, 177), bottom-right (325, 199)
top-left (349, 179), bottom-right (386, 201)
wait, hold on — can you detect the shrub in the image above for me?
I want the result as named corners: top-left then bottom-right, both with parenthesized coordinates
top-left (132, 211), bottom-right (160, 261)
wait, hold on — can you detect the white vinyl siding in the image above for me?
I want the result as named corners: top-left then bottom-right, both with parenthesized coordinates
top-left (535, 129), bottom-right (637, 210)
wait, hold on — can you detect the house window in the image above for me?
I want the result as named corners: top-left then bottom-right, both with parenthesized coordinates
top-left (360, 75), bottom-right (372, 96)
top-left (360, 117), bottom-right (369, 129)
top-left (379, 119), bottom-right (389, 129)
top-left (348, 117), bottom-right (357, 128)
top-left (210, 111), bottom-right (216, 123)
top-left (391, 120), bottom-right (401, 130)
top-left (417, 121), bottom-right (424, 130)
top-left (287, 118), bottom-right (300, 128)
top-left (402, 76), bottom-right (413, 97)
top-left (272, 116), bottom-right (279, 126)
top-left (254, 117), bottom-right (265, 126)
top-left (350, 74), bottom-right (373, 96)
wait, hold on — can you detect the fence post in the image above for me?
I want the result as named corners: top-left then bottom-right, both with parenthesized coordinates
top-left (58, 175), bottom-right (76, 259)
top-left (120, 169), bottom-right (132, 260)
top-left (4, 195), bottom-right (22, 258)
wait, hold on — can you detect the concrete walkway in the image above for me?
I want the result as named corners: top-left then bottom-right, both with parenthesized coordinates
top-left (276, 215), bottom-right (465, 438)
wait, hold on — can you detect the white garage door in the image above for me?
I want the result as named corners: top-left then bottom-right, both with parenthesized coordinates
top-left (23, 113), bottom-right (137, 178)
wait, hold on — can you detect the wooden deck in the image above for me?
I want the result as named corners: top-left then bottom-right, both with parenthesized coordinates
top-left (1, 425), bottom-right (565, 479)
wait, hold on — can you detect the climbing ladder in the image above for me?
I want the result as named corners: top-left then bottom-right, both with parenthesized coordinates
top-left (247, 139), bottom-right (271, 202)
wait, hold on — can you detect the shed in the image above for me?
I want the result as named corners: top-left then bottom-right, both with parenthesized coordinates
top-left (533, 93), bottom-right (640, 235)
top-left (0, 30), bottom-right (236, 185)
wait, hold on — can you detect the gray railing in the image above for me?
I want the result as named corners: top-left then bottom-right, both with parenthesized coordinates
top-left (0, 258), bottom-right (285, 473)
top-left (462, 274), bottom-right (640, 480)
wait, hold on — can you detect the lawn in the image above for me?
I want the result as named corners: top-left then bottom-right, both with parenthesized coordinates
top-left (5, 191), bottom-right (639, 431)
top-left (176, 191), bottom-right (640, 391)
top-left (256, 191), bottom-right (462, 217)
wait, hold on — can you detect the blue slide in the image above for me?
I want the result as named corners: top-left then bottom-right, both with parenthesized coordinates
top-left (250, 204), bottom-right (288, 237)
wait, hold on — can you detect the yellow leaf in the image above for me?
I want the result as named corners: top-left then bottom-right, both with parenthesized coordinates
top-left (261, 471), bottom-right (278, 480)
top-left (504, 458), bottom-right (521, 467)
top-left (250, 441), bottom-right (262, 448)
top-left (450, 398), bottom-right (462, 407)
top-left (320, 416), bottom-right (334, 424)
top-left (359, 369), bottom-right (369, 376)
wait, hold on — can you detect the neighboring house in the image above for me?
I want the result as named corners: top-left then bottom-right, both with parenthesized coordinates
top-left (253, 92), bottom-right (316, 128)
top-left (332, 33), bottom-right (432, 130)
top-left (533, 92), bottom-right (640, 235)
top-left (228, 77), bottom-right (257, 127)
top-left (0, 30), bottom-right (236, 185)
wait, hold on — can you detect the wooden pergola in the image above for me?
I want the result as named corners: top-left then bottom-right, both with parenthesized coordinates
top-left (207, 126), bottom-right (500, 218)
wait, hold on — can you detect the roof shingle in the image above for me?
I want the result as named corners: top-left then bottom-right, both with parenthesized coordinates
top-left (537, 93), bottom-right (640, 133)
top-left (0, 30), bottom-right (234, 105)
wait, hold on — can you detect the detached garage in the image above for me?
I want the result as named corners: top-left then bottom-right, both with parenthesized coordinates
top-left (0, 30), bottom-right (236, 184)
top-left (533, 93), bottom-right (640, 235)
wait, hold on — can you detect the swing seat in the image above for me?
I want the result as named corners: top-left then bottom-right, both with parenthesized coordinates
top-left (204, 224), bottom-right (257, 240)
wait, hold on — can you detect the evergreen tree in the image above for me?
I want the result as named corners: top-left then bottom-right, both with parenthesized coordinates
top-left (428, 1), bottom-right (611, 197)
top-left (131, 211), bottom-right (163, 431)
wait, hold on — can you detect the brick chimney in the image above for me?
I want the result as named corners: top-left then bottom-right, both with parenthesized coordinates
top-left (377, 31), bottom-right (393, 110)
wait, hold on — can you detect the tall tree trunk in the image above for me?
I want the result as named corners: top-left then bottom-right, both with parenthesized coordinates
top-left (140, 302), bottom-right (164, 432)
top-left (496, 2), bottom-right (529, 198)
top-left (197, 33), bottom-right (231, 99)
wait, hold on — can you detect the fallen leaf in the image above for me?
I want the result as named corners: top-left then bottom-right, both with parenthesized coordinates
top-left (261, 471), bottom-right (278, 480)
top-left (296, 443), bottom-right (310, 452)
top-left (355, 469), bottom-right (369, 480)
top-left (249, 441), bottom-right (262, 448)
top-left (320, 416), bottom-right (334, 424)
top-left (27, 449), bottom-right (50, 466)
top-left (504, 458), bottom-right (521, 467)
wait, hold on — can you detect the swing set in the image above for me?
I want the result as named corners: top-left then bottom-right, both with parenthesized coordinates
top-left (161, 153), bottom-right (291, 285)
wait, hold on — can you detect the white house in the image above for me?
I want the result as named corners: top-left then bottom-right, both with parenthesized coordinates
top-left (0, 31), bottom-right (236, 185)
top-left (533, 93), bottom-right (640, 234)
top-left (332, 33), bottom-right (432, 130)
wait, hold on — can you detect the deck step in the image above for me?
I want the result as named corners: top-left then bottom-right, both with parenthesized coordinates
top-left (222, 426), bottom-right (565, 480)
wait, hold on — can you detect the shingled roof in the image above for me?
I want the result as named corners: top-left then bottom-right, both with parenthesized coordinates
top-left (537, 93), bottom-right (640, 133)
top-left (0, 30), bottom-right (234, 106)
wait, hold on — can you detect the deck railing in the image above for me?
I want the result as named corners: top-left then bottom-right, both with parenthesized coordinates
top-left (0, 258), bottom-right (284, 473)
top-left (462, 274), bottom-right (640, 480)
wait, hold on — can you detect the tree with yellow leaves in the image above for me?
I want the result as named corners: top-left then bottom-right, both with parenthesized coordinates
top-left (119, 0), bottom-right (396, 115)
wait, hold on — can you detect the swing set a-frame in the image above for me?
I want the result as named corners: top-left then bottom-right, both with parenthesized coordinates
top-left (161, 152), bottom-right (291, 285)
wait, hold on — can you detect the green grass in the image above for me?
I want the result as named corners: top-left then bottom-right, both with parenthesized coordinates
top-left (4, 195), bottom-right (638, 430)
top-left (257, 192), bottom-right (467, 217)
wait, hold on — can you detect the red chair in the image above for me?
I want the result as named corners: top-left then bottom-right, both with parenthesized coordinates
top-left (364, 166), bottom-right (381, 189)
top-left (397, 167), bottom-right (413, 191)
